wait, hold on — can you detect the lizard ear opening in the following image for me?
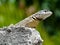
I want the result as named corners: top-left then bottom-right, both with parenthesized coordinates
top-left (32, 17), bottom-right (36, 20)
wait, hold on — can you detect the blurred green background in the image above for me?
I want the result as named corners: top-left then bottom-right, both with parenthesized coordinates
top-left (0, 0), bottom-right (60, 45)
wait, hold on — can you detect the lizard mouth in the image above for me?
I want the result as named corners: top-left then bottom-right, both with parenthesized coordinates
top-left (32, 16), bottom-right (43, 21)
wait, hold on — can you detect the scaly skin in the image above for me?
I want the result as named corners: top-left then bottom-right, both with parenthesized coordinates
top-left (15, 10), bottom-right (52, 28)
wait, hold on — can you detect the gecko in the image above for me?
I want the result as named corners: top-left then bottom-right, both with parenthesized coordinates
top-left (15, 10), bottom-right (52, 28)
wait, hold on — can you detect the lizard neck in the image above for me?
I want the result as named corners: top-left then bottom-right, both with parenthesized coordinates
top-left (15, 15), bottom-right (40, 28)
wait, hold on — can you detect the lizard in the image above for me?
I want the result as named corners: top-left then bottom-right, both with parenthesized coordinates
top-left (15, 10), bottom-right (52, 28)
top-left (0, 10), bottom-right (52, 45)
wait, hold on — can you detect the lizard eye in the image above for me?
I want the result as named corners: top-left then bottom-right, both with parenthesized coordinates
top-left (44, 10), bottom-right (48, 12)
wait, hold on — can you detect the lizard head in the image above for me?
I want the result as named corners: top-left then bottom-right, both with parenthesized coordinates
top-left (33, 10), bottom-right (52, 20)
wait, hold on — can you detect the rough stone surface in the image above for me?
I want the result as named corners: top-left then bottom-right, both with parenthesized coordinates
top-left (0, 24), bottom-right (43, 45)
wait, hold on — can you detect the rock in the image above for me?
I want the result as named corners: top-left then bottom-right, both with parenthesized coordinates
top-left (0, 25), bottom-right (43, 45)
